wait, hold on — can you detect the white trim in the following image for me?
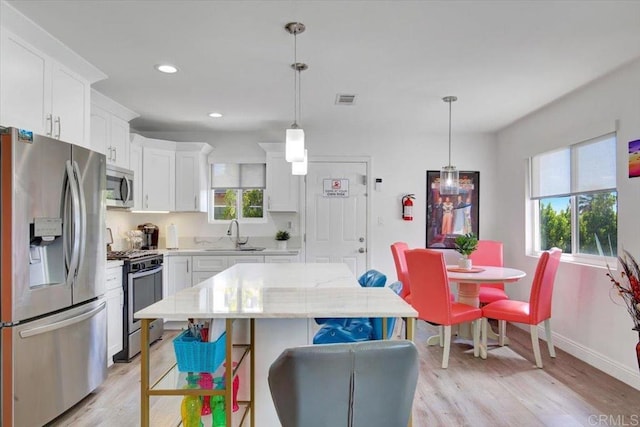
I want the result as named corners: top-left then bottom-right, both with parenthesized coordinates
top-left (515, 324), bottom-right (640, 391)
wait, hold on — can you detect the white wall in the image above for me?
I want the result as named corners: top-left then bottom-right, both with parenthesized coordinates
top-left (497, 58), bottom-right (640, 390)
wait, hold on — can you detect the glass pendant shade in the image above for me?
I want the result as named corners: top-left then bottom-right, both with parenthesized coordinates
top-left (285, 127), bottom-right (305, 162)
top-left (440, 165), bottom-right (459, 195)
top-left (291, 149), bottom-right (308, 175)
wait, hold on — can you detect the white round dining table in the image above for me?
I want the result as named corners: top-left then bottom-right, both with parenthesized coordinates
top-left (446, 266), bottom-right (526, 308)
top-left (425, 266), bottom-right (527, 346)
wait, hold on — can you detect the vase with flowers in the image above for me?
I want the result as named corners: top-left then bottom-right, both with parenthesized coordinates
top-left (605, 249), bottom-right (640, 371)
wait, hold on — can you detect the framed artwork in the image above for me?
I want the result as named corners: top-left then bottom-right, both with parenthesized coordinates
top-left (426, 170), bottom-right (480, 249)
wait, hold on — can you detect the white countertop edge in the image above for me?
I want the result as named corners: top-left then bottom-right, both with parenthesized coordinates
top-left (160, 249), bottom-right (300, 256)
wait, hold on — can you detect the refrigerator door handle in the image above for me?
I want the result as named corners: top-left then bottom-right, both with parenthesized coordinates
top-left (73, 161), bottom-right (87, 273)
top-left (64, 160), bottom-right (81, 285)
top-left (18, 301), bottom-right (106, 338)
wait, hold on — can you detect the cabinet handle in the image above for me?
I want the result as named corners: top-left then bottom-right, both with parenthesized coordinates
top-left (46, 114), bottom-right (53, 136)
top-left (187, 260), bottom-right (189, 273)
top-left (145, 194), bottom-right (149, 209)
top-left (54, 116), bottom-right (61, 139)
top-left (268, 196), bottom-right (271, 210)
top-left (194, 195), bottom-right (198, 210)
top-left (113, 147), bottom-right (117, 162)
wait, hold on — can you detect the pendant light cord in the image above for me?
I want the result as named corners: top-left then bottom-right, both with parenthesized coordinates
top-left (293, 32), bottom-right (298, 126)
top-left (448, 98), bottom-right (452, 167)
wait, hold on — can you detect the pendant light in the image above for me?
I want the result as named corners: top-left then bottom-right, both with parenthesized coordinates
top-left (285, 22), bottom-right (307, 163)
top-left (440, 96), bottom-right (459, 195)
top-left (291, 149), bottom-right (308, 175)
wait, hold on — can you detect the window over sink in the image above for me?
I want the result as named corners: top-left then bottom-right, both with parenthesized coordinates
top-left (208, 163), bottom-right (266, 222)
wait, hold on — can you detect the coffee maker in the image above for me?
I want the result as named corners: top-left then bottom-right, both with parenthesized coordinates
top-left (138, 223), bottom-right (159, 250)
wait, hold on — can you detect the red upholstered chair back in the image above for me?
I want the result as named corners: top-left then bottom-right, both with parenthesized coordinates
top-left (469, 240), bottom-right (504, 289)
top-left (405, 249), bottom-right (453, 325)
top-left (390, 242), bottom-right (411, 299)
top-left (529, 248), bottom-right (562, 324)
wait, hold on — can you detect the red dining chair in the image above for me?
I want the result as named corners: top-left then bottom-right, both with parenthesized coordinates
top-left (406, 249), bottom-right (482, 368)
top-left (470, 240), bottom-right (509, 304)
top-left (390, 242), bottom-right (412, 302)
top-left (481, 248), bottom-right (562, 368)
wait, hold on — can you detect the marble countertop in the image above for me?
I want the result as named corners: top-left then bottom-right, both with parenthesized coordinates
top-left (135, 263), bottom-right (417, 320)
top-left (160, 248), bottom-right (299, 256)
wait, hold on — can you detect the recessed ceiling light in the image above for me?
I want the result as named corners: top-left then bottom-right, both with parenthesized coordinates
top-left (208, 112), bottom-right (223, 118)
top-left (155, 64), bottom-right (178, 74)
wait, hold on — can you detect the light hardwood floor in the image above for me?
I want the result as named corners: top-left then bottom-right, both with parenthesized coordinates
top-left (47, 321), bottom-right (639, 426)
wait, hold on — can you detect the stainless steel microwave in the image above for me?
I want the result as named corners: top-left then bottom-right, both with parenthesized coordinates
top-left (106, 164), bottom-right (134, 208)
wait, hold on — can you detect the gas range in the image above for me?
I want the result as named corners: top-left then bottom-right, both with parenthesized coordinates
top-left (107, 249), bottom-right (159, 261)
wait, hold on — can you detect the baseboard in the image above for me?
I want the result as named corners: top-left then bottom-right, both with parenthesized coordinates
top-left (514, 324), bottom-right (640, 391)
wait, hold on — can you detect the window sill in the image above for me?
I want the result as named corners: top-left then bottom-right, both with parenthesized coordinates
top-left (526, 251), bottom-right (617, 271)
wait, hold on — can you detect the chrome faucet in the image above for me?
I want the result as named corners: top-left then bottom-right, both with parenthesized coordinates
top-left (227, 219), bottom-right (248, 248)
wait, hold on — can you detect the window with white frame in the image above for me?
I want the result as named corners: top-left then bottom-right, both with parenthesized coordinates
top-left (208, 163), bottom-right (266, 222)
top-left (529, 133), bottom-right (617, 258)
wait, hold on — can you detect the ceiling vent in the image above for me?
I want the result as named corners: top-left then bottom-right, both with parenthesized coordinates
top-left (335, 94), bottom-right (356, 105)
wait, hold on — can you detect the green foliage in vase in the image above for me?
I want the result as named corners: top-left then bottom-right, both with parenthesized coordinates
top-left (276, 230), bottom-right (290, 241)
top-left (454, 233), bottom-right (478, 257)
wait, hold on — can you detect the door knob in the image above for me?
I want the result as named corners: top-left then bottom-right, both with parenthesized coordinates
top-left (359, 237), bottom-right (365, 242)
top-left (358, 247), bottom-right (366, 253)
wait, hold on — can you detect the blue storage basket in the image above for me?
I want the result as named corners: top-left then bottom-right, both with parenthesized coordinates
top-left (173, 329), bottom-right (226, 373)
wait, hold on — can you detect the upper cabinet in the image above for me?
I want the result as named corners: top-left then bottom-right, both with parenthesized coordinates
top-left (0, 30), bottom-right (91, 147)
top-left (143, 145), bottom-right (176, 211)
top-left (175, 144), bottom-right (212, 212)
top-left (260, 143), bottom-right (300, 212)
top-left (0, 2), bottom-right (106, 148)
top-left (90, 90), bottom-right (139, 169)
top-left (131, 134), bottom-right (211, 212)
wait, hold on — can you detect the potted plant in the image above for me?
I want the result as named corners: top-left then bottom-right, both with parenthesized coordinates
top-left (454, 232), bottom-right (478, 269)
top-left (275, 230), bottom-right (290, 250)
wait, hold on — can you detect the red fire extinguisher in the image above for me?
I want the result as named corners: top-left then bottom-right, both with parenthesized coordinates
top-left (402, 194), bottom-right (415, 221)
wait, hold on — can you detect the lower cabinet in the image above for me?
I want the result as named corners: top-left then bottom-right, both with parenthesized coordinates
top-left (165, 253), bottom-right (298, 298)
top-left (105, 264), bottom-right (123, 368)
top-left (265, 255), bottom-right (299, 263)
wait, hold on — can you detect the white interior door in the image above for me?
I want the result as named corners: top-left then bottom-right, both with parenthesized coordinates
top-left (305, 161), bottom-right (368, 275)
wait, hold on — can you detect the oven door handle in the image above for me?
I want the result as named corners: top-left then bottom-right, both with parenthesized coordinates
top-left (129, 265), bottom-right (163, 280)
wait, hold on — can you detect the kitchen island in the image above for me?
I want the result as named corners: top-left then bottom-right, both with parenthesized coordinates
top-left (135, 263), bottom-right (418, 427)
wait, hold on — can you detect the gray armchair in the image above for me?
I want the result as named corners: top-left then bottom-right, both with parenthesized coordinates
top-left (268, 340), bottom-right (418, 427)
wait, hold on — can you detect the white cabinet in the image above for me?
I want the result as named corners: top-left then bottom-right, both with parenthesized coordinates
top-left (0, 30), bottom-right (91, 148)
top-left (51, 62), bottom-right (89, 147)
top-left (228, 255), bottom-right (265, 266)
top-left (166, 256), bottom-right (192, 296)
top-left (91, 90), bottom-right (138, 168)
top-left (265, 150), bottom-right (300, 212)
top-left (131, 134), bottom-right (210, 212)
top-left (142, 146), bottom-right (175, 211)
top-left (175, 147), bottom-right (211, 212)
top-left (265, 255), bottom-right (299, 263)
top-left (191, 255), bottom-right (228, 286)
top-left (165, 254), bottom-right (302, 297)
top-left (105, 264), bottom-right (123, 368)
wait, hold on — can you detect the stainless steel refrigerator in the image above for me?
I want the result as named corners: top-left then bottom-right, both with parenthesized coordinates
top-left (0, 128), bottom-right (107, 426)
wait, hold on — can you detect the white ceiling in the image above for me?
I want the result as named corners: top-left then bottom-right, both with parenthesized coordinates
top-left (7, 0), bottom-right (640, 137)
